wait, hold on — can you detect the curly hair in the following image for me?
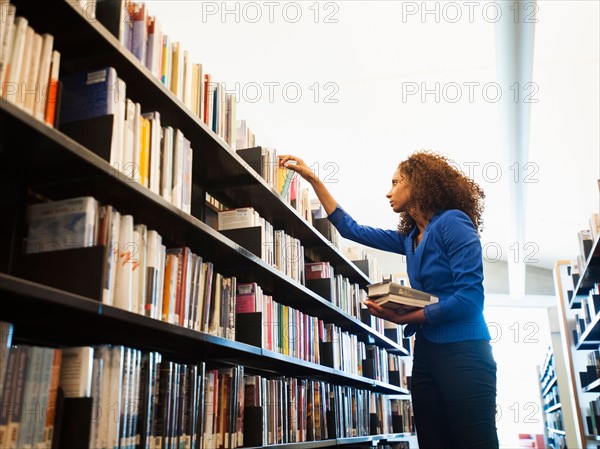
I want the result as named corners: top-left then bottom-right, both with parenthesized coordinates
top-left (397, 151), bottom-right (485, 235)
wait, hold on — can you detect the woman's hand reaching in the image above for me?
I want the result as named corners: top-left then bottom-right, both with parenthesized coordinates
top-left (278, 154), bottom-right (317, 184)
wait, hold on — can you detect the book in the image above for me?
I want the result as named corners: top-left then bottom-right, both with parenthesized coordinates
top-left (369, 291), bottom-right (439, 312)
top-left (0, 321), bottom-right (13, 397)
top-left (367, 280), bottom-right (437, 301)
top-left (25, 196), bottom-right (99, 253)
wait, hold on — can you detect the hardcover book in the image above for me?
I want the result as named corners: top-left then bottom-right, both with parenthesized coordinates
top-left (367, 281), bottom-right (438, 311)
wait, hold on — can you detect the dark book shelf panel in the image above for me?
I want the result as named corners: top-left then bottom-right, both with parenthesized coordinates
top-left (9, 0), bottom-right (370, 288)
top-left (0, 274), bottom-right (406, 394)
top-left (575, 310), bottom-right (600, 350)
top-left (573, 236), bottom-right (600, 299)
top-left (0, 101), bottom-right (405, 354)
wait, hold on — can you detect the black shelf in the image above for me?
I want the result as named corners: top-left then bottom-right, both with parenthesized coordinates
top-left (9, 0), bottom-right (370, 288)
top-left (1, 1), bottom-right (414, 445)
top-left (0, 274), bottom-right (407, 394)
top-left (575, 310), bottom-right (600, 350)
top-left (241, 434), bottom-right (411, 449)
top-left (0, 101), bottom-right (406, 356)
top-left (242, 441), bottom-right (336, 449)
top-left (571, 235), bottom-right (600, 304)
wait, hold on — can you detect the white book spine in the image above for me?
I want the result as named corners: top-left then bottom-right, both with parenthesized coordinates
top-left (109, 76), bottom-right (127, 172)
top-left (107, 346), bottom-right (124, 449)
top-left (14, 25), bottom-right (33, 110)
top-left (123, 99), bottom-right (136, 180)
top-left (4, 16), bottom-right (27, 104)
top-left (132, 224), bottom-right (147, 316)
top-left (172, 129), bottom-right (184, 210)
top-left (182, 49), bottom-right (192, 110)
top-left (161, 126), bottom-right (174, 203)
top-left (114, 215), bottom-right (134, 312)
top-left (0, 3), bottom-right (16, 97)
top-left (59, 347), bottom-right (94, 398)
top-left (32, 33), bottom-right (53, 121)
top-left (103, 210), bottom-right (121, 307)
top-left (22, 32), bottom-right (42, 114)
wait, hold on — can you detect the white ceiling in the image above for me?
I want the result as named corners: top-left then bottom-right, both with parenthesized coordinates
top-left (147, 0), bottom-right (600, 271)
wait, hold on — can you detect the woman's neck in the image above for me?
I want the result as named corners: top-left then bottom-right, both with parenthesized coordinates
top-left (411, 210), bottom-right (430, 237)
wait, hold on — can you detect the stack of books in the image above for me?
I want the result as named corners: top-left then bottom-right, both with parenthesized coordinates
top-left (367, 280), bottom-right (438, 312)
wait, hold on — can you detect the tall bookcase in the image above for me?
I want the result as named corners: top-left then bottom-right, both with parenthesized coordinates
top-left (554, 237), bottom-right (600, 448)
top-left (0, 0), bottom-right (413, 447)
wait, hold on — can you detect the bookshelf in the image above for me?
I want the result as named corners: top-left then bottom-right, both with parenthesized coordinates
top-left (0, 0), bottom-right (414, 447)
top-left (537, 345), bottom-right (571, 449)
top-left (554, 228), bottom-right (600, 448)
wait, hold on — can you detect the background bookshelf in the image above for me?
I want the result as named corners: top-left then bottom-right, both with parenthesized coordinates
top-left (0, 0), bottom-right (415, 447)
top-left (538, 345), bottom-right (571, 449)
top-left (553, 206), bottom-right (600, 448)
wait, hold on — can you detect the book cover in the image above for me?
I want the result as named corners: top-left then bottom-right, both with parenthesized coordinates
top-left (26, 196), bottom-right (99, 254)
top-left (59, 67), bottom-right (118, 124)
top-left (371, 291), bottom-right (439, 312)
top-left (367, 280), bottom-right (438, 302)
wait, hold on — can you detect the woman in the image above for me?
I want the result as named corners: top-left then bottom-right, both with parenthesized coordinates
top-left (279, 151), bottom-right (498, 449)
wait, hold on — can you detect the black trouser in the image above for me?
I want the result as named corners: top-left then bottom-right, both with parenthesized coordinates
top-left (411, 334), bottom-right (498, 449)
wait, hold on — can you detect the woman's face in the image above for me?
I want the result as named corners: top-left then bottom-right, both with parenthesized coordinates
top-left (386, 168), bottom-right (412, 213)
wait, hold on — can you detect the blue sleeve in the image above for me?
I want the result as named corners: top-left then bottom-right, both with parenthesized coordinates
top-left (423, 210), bottom-right (484, 325)
top-left (327, 205), bottom-right (406, 255)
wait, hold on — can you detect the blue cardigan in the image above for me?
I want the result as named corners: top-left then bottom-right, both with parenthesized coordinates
top-left (328, 206), bottom-right (491, 343)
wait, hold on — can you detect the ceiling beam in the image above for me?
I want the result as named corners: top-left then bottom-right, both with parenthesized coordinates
top-left (494, 0), bottom-right (537, 298)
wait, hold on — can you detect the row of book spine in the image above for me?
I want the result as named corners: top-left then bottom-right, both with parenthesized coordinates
top-left (24, 197), bottom-right (405, 386)
top-left (26, 196), bottom-right (237, 339)
top-left (587, 397), bottom-right (600, 437)
top-left (236, 147), bottom-right (314, 223)
top-left (217, 207), bottom-right (306, 284)
top-left (0, 344), bottom-right (62, 449)
top-left (217, 209), bottom-right (389, 330)
top-left (237, 283), bottom-right (409, 388)
top-left (0, 1), bottom-right (60, 125)
top-left (0, 338), bottom-right (414, 449)
top-left (91, 0), bottom-right (251, 151)
top-left (59, 66), bottom-right (194, 215)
